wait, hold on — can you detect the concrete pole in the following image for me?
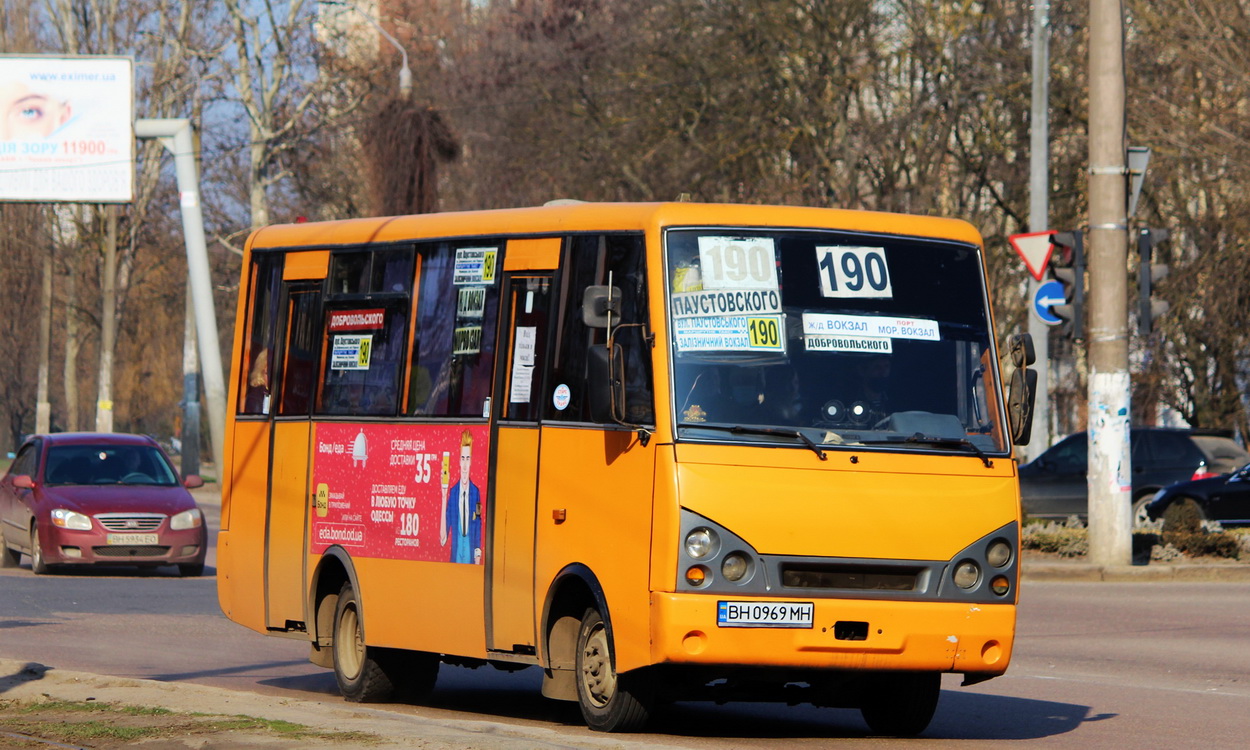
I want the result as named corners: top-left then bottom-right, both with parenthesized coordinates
top-left (36, 242), bottom-right (53, 434)
top-left (134, 119), bottom-right (226, 477)
top-left (181, 276), bottom-right (202, 478)
top-left (1025, 0), bottom-right (1052, 462)
top-left (94, 205), bottom-right (117, 433)
top-left (1086, 0), bottom-right (1133, 566)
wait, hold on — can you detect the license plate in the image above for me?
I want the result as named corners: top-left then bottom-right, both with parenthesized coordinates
top-left (106, 533), bottom-right (159, 545)
top-left (717, 601), bottom-right (814, 628)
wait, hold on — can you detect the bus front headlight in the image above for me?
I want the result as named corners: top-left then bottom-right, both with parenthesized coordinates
top-left (685, 528), bottom-right (717, 559)
top-left (953, 560), bottom-right (981, 589)
top-left (721, 552), bottom-right (750, 582)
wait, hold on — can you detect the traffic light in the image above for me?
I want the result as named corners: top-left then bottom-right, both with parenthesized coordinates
top-left (1049, 230), bottom-right (1085, 339)
top-left (1138, 228), bottom-right (1169, 335)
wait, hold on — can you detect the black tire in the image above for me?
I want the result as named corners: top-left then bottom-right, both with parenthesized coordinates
top-left (859, 672), bottom-right (941, 737)
top-left (178, 563), bottom-right (205, 577)
top-left (575, 607), bottom-right (652, 732)
top-left (30, 523), bottom-right (51, 575)
top-left (331, 582), bottom-right (438, 703)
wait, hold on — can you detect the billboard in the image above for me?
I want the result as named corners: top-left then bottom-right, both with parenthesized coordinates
top-left (0, 55), bottom-right (134, 202)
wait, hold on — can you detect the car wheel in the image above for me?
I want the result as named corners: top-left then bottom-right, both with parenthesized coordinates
top-left (332, 581), bottom-right (399, 703)
top-left (859, 672), bottom-right (941, 737)
top-left (575, 607), bottom-right (653, 732)
top-left (178, 563), bottom-right (205, 577)
top-left (1131, 494), bottom-right (1156, 529)
top-left (30, 523), bottom-right (51, 575)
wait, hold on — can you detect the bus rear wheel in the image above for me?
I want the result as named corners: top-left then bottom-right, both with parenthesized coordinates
top-left (575, 607), bottom-right (652, 732)
top-left (332, 582), bottom-right (396, 702)
top-left (859, 672), bottom-right (940, 737)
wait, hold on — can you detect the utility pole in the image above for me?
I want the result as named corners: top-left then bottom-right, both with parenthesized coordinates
top-left (1025, 0), bottom-right (1052, 462)
top-left (1087, 0), bottom-right (1132, 566)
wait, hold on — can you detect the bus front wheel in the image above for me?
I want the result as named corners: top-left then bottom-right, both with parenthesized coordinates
top-left (332, 582), bottom-right (395, 702)
top-left (859, 672), bottom-right (940, 737)
top-left (575, 607), bottom-right (652, 732)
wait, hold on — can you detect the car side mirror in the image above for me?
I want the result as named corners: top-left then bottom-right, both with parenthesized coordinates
top-left (12, 475), bottom-right (34, 490)
top-left (184, 474), bottom-right (205, 490)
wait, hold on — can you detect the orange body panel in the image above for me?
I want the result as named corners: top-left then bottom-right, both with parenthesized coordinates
top-left (489, 426), bottom-right (541, 651)
top-left (534, 426), bottom-right (657, 672)
top-left (650, 593), bottom-right (1015, 675)
top-left (674, 443), bottom-right (1018, 562)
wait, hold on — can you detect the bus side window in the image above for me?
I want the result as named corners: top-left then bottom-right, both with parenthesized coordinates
top-left (409, 242), bottom-right (501, 418)
top-left (546, 234), bottom-right (653, 424)
top-left (239, 253), bottom-right (284, 416)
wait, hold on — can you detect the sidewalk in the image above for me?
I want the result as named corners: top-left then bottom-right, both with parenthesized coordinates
top-left (1022, 555), bottom-right (1250, 582)
top-left (0, 658), bottom-right (684, 750)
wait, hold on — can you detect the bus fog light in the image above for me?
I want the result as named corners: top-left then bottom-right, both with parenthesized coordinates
top-left (953, 560), bottom-right (980, 589)
top-left (721, 552), bottom-right (750, 582)
top-left (990, 575), bottom-right (1011, 596)
top-left (986, 539), bottom-right (1012, 568)
top-left (685, 565), bottom-right (709, 586)
top-left (685, 528), bottom-right (716, 559)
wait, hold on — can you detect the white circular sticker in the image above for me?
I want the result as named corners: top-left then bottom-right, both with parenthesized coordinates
top-left (552, 383), bottom-right (571, 411)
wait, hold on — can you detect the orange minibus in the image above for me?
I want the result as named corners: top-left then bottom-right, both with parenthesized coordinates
top-left (217, 201), bottom-right (1036, 735)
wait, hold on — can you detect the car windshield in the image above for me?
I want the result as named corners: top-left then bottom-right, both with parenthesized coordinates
top-left (44, 445), bottom-right (179, 486)
top-left (666, 228), bottom-right (1006, 455)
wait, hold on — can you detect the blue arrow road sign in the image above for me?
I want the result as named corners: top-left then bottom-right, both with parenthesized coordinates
top-left (1034, 279), bottom-right (1064, 325)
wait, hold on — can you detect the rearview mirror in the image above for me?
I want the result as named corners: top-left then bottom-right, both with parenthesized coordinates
top-left (1007, 366), bottom-right (1037, 445)
top-left (581, 286), bottom-right (622, 329)
top-left (12, 475), bottom-right (34, 490)
top-left (184, 474), bottom-right (205, 490)
top-left (587, 343), bottom-right (624, 423)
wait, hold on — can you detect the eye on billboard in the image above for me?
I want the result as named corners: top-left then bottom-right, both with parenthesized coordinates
top-left (0, 55), bottom-right (134, 203)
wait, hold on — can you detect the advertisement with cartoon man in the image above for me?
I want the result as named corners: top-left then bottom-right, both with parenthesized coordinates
top-left (310, 423), bottom-right (489, 565)
top-left (441, 430), bottom-right (482, 564)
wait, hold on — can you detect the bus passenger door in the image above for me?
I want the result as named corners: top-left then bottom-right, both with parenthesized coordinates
top-left (488, 273), bottom-right (553, 654)
top-left (265, 281), bottom-right (322, 631)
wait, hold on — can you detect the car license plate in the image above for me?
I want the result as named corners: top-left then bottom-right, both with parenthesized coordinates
top-left (717, 601), bottom-right (814, 628)
top-left (106, 533), bottom-right (159, 545)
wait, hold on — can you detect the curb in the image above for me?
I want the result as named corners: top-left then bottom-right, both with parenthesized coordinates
top-left (1022, 561), bottom-right (1250, 582)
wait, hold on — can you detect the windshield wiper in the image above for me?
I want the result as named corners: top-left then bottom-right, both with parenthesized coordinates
top-left (902, 434), bottom-right (994, 468)
top-left (852, 433), bottom-right (994, 468)
top-left (678, 423), bottom-right (827, 461)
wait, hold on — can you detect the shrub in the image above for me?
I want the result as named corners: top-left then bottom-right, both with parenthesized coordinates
top-left (1157, 499), bottom-right (1242, 559)
top-left (1161, 499), bottom-right (1203, 534)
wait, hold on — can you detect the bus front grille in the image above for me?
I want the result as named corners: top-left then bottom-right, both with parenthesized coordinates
top-left (780, 564), bottom-right (921, 592)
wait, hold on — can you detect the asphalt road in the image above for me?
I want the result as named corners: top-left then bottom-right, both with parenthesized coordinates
top-left (2, 492), bottom-right (1248, 747)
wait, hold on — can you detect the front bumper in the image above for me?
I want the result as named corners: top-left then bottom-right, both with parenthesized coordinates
top-left (41, 524), bottom-right (207, 567)
top-left (650, 592), bottom-right (1015, 676)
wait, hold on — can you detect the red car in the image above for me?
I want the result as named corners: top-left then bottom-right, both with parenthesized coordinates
top-left (0, 433), bottom-right (207, 576)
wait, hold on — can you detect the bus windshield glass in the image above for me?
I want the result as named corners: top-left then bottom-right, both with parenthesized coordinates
top-left (666, 228), bottom-right (1006, 454)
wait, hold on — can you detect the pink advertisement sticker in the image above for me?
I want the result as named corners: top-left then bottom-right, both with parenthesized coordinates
top-left (310, 423), bottom-right (490, 565)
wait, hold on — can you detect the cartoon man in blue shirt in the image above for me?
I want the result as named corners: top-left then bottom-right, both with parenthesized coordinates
top-left (440, 429), bottom-right (482, 564)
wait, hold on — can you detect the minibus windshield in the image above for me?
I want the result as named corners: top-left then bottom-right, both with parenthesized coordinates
top-left (665, 228), bottom-right (1006, 455)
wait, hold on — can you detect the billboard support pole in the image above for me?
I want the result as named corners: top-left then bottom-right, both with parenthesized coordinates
top-left (134, 118), bottom-right (225, 478)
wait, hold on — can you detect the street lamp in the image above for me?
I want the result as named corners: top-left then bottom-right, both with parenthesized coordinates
top-left (320, 0), bottom-right (412, 99)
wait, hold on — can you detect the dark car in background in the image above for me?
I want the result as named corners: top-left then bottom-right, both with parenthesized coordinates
top-left (1018, 427), bottom-right (1249, 526)
top-left (0, 432), bottom-right (206, 576)
top-left (1146, 462), bottom-right (1250, 527)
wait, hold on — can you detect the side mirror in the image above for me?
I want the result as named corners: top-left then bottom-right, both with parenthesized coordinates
top-left (12, 475), bottom-right (34, 490)
top-left (582, 286), bottom-right (622, 329)
top-left (1007, 366), bottom-right (1037, 446)
top-left (184, 474), bottom-right (205, 490)
top-left (1009, 332), bottom-right (1036, 368)
top-left (587, 343), bottom-right (624, 423)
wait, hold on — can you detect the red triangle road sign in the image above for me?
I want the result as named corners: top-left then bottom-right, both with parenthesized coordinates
top-left (1009, 231), bottom-right (1055, 281)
